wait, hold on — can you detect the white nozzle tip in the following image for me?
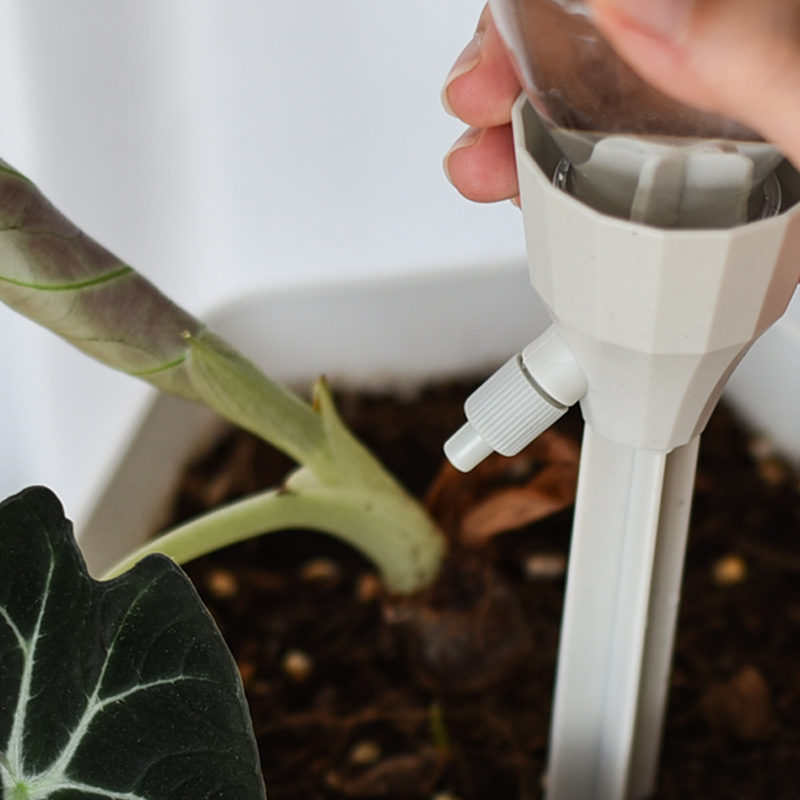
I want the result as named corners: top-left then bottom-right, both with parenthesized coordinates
top-left (444, 422), bottom-right (494, 473)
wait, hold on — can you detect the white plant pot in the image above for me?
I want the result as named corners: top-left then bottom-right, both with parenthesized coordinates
top-left (77, 264), bottom-right (800, 574)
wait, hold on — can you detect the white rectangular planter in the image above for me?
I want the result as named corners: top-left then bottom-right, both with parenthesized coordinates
top-left (78, 263), bottom-right (800, 573)
top-left (78, 264), bottom-right (800, 573)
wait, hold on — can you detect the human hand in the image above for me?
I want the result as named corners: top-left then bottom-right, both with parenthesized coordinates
top-left (441, 6), bottom-right (521, 203)
top-left (443, 0), bottom-right (800, 203)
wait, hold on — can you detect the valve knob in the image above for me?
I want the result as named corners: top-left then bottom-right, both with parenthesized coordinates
top-left (445, 326), bottom-right (586, 472)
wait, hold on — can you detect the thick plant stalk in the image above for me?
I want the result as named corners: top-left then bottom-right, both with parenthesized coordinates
top-left (0, 158), bottom-right (447, 593)
top-left (102, 466), bottom-right (444, 595)
top-left (104, 379), bottom-right (447, 594)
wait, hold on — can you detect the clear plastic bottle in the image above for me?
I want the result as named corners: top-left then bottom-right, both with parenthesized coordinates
top-left (489, 0), bottom-right (782, 227)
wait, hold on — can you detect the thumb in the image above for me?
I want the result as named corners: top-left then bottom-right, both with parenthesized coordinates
top-left (589, 0), bottom-right (800, 167)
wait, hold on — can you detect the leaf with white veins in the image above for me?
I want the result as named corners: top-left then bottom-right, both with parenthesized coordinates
top-left (0, 487), bottom-right (266, 800)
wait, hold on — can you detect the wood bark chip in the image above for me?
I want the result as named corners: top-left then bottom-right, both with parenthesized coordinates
top-left (425, 429), bottom-right (579, 546)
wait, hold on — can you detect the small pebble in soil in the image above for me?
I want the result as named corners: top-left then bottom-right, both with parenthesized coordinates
top-left (746, 433), bottom-right (778, 462)
top-left (759, 456), bottom-right (792, 487)
top-left (247, 678), bottom-right (271, 696)
top-left (747, 434), bottom-right (792, 487)
top-left (711, 553), bottom-right (748, 587)
top-left (355, 572), bottom-right (383, 603)
top-left (299, 557), bottom-right (342, 583)
top-left (701, 665), bottom-right (773, 742)
top-left (237, 659), bottom-right (256, 685)
top-left (523, 553), bottom-right (567, 581)
top-left (348, 740), bottom-right (383, 766)
top-left (282, 649), bottom-right (313, 683)
top-left (327, 748), bottom-right (443, 797)
top-left (205, 568), bottom-right (239, 600)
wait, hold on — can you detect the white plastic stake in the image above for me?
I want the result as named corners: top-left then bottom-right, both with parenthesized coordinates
top-left (545, 432), bottom-right (699, 799)
top-left (629, 438), bottom-right (699, 799)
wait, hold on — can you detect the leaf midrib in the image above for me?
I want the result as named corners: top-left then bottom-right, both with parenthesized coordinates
top-left (0, 559), bottom-right (205, 800)
top-left (4, 551), bottom-right (55, 779)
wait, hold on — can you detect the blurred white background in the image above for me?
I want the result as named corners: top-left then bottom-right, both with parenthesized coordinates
top-left (0, 0), bottom-right (528, 522)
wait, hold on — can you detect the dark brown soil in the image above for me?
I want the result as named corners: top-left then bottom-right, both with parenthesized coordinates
top-left (168, 380), bottom-right (800, 799)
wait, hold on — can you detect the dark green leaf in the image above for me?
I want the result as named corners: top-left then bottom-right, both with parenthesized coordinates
top-left (0, 487), bottom-right (266, 800)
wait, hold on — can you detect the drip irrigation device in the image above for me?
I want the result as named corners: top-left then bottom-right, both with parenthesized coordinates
top-left (445, 1), bottom-right (800, 798)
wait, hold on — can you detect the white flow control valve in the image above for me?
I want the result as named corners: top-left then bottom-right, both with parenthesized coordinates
top-left (445, 326), bottom-right (587, 472)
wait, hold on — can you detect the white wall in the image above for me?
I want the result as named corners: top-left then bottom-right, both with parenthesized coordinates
top-left (0, 0), bottom-right (528, 522)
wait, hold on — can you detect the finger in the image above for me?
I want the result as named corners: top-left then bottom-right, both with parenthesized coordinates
top-left (443, 123), bottom-right (519, 203)
top-left (442, 5), bottom-right (521, 129)
top-left (590, 0), bottom-right (800, 166)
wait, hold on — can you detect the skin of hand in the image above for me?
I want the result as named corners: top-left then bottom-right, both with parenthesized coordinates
top-left (443, 0), bottom-right (800, 203)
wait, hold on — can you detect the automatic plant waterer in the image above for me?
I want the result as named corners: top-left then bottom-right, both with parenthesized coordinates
top-left (445, 1), bottom-right (800, 798)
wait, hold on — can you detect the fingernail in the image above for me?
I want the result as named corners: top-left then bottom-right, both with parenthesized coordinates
top-left (441, 33), bottom-right (483, 117)
top-left (597, 0), bottom-right (694, 39)
top-left (442, 127), bottom-right (482, 185)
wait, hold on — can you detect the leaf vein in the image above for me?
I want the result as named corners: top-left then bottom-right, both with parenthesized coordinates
top-left (0, 266), bottom-right (133, 293)
top-left (0, 605), bottom-right (28, 654)
top-left (6, 545), bottom-right (56, 778)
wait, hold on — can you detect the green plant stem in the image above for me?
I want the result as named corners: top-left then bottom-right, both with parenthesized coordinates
top-left (183, 332), bottom-right (335, 480)
top-left (101, 467), bottom-right (445, 595)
